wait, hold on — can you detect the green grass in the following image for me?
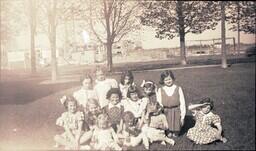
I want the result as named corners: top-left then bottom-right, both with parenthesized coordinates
top-left (0, 63), bottom-right (255, 150)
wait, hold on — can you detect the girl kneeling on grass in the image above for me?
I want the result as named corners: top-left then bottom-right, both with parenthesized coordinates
top-left (187, 97), bottom-right (228, 145)
top-left (54, 96), bottom-right (93, 150)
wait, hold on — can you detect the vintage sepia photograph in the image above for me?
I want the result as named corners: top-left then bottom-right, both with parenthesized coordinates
top-left (0, 0), bottom-right (255, 150)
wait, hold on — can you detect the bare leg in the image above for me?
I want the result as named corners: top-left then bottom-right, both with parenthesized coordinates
top-left (80, 130), bottom-right (93, 144)
top-left (54, 135), bottom-right (73, 149)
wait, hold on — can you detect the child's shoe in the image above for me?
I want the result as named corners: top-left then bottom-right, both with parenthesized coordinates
top-left (161, 141), bottom-right (166, 145)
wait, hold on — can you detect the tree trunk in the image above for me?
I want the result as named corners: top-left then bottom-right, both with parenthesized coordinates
top-left (177, 1), bottom-right (187, 65)
top-left (51, 32), bottom-right (57, 81)
top-left (29, 0), bottom-right (37, 74)
top-left (106, 42), bottom-right (113, 72)
top-left (221, 1), bottom-right (228, 68)
top-left (237, 2), bottom-right (240, 54)
top-left (30, 26), bottom-right (36, 74)
top-left (50, 0), bottom-right (58, 81)
top-left (0, 0), bottom-right (1, 81)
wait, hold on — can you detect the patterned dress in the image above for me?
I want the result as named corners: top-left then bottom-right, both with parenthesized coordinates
top-left (102, 103), bottom-right (124, 132)
top-left (56, 111), bottom-right (88, 141)
top-left (187, 111), bottom-right (221, 144)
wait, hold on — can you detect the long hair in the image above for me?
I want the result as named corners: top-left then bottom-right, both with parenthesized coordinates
top-left (120, 70), bottom-right (134, 85)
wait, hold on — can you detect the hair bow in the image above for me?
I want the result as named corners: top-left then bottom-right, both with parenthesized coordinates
top-left (60, 95), bottom-right (67, 104)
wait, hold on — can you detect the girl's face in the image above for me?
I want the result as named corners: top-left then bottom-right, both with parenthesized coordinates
top-left (124, 76), bottom-right (131, 85)
top-left (98, 119), bottom-right (109, 129)
top-left (67, 101), bottom-right (77, 113)
top-left (82, 78), bottom-right (92, 90)
top-left (130, 92), bottom-right (139, 102)
top-left (163, 76), bottom-right (174, 87)
top-left (144, 86), bottom-right (154, 95)
top-left (125, 118), bottom-right (134, 127)
top-left (88, 103), bottom-right (100, 115)
top-left (201, 105), bottom-right (211, 114)
top-left (96, 70), bottom-right (106, 81)
top-left (109, 93), bottom-right (120, 105)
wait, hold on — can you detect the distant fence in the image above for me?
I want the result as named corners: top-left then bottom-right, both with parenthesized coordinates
top-left (185, 37), bottom-right (236, 56)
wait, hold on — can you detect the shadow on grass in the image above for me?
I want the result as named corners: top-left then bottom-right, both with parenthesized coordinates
top-left (180, 115), bottom-right (195, 136)
top-left (0, 79), bottom-right (79, 105)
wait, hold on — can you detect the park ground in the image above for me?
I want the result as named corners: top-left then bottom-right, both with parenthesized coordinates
top-left (0, 61), bottom-right (255, 150)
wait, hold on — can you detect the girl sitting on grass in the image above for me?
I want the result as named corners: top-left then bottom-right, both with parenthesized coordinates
top-left (187, 97), bottom-right (228, 145)
top-left (102, 88), bottom-right (124, 133)
top-left (84, 98), bottom-right (103, 130)
top-left (89, 113), bottom-right (122, 150)
top-left (54, 96), bottom-right (92, 150)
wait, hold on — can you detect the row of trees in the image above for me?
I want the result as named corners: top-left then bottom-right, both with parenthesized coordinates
top-left (0, 0), bottom-right (255, 81)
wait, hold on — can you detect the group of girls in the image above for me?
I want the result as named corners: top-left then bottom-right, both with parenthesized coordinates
top-left (54, 67), bottom-right (227, 150)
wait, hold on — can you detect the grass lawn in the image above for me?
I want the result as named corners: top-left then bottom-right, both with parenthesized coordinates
top-left (0, 63), bottom-right (255, 150)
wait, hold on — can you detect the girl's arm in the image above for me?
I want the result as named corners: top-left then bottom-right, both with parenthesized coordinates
top-left (117, 119), bottom-right (124, 134)
top-left (179, 87), bottom-right (186, 126)
top-left (111, 128), bottom-right (120, 143)
top-left (138, 110), bottom-right (147, 129)
top-left (156, 88), bottom-right (163, 106)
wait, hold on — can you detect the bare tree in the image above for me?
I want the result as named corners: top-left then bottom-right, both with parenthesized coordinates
top-left (88, 0), bottom-right (140, 71)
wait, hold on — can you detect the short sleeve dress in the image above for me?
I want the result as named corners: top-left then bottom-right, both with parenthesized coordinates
top-left (186, 111), bottom-right (221, 144)
top-left (56, 111), bottom-right (88, 140)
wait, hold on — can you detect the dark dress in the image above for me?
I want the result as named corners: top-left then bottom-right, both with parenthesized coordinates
top-left (161, 86), bottom-right (181, 132)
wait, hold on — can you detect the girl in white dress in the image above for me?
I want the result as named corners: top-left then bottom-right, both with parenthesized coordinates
top-left (73, 74), bottom-right (97, 108)
top-left (89, 113), bottom-right (122, 150)
top-left (122, 86), bottom-right (148, 121)
top-left (94, 67), bottom-right (118, 108)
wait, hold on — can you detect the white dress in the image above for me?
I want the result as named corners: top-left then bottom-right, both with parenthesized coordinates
top-left (122, 97), bottom-right (148, 118)
top-left (119, 82), bottom-right (136, 99)
top-left (94, 79), bottom-right (118, 108)
top-left (73, 88), bottom-right (98, 108)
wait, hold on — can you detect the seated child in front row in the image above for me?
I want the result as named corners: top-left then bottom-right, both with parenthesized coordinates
top-left (83, 98), bottom-right (103, 130)
top-left (187, 97), bottom-right (228, 145)
top-left (119, 111), bottom-right (149, 150)
top-left (88, 113), bottom-right (122, 150)
top-left (54, 96), bottom-right (92, 150)
top-left (102, 88), bottom-right (124, 133)
top-left (140, 100), bottom-right (175, 146)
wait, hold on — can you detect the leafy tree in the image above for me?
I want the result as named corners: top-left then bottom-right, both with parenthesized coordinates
top-left (140, 1), bottom-right (219, 65)
top-left (226, 1), bottom-right (256, 53)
